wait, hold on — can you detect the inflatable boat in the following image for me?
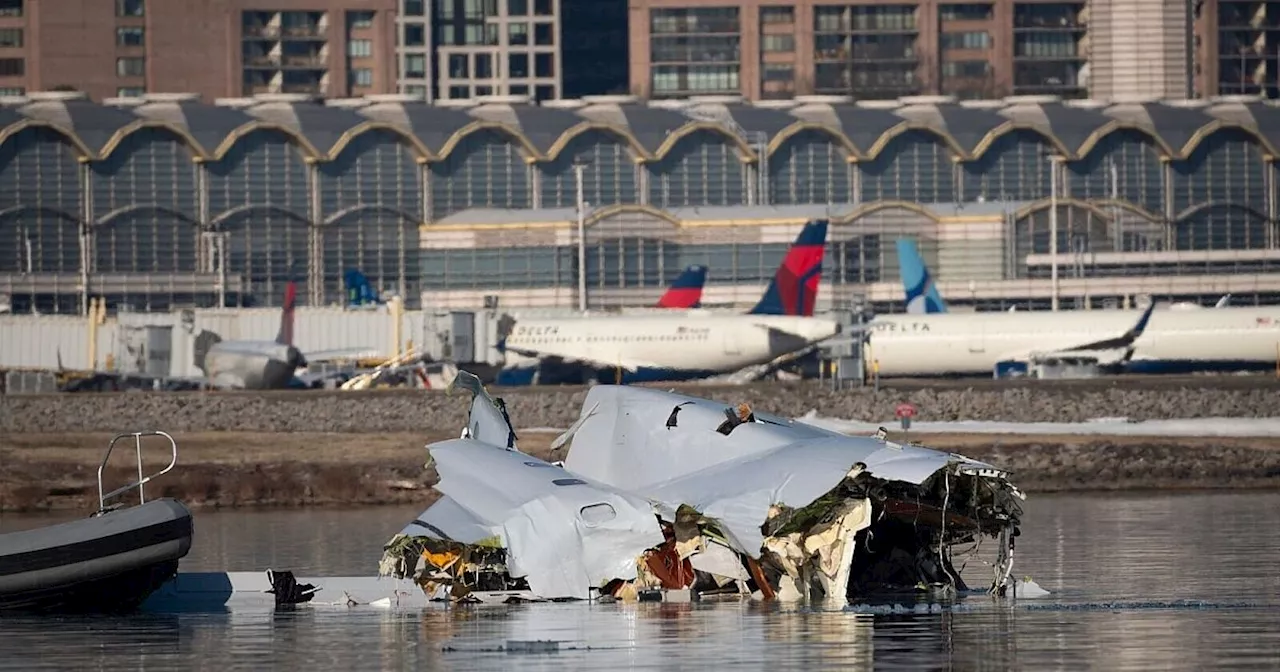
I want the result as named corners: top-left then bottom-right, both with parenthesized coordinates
top-left (0, 431), bottom-right (194, 613)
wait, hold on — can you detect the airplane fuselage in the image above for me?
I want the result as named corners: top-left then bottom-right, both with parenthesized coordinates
top-left (499, 312), bottom-right (841, 384)
top-left (201, 340), bottom-right (305, 389)
top-left (866, 307), bottom-right (1280, 377)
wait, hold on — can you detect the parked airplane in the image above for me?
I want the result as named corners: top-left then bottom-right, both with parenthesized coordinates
top-left (872, 245), bottom-right (1274, 377)
top-left (866, 295), bottom-right (1280, 378)
top-left (896, 238), bottom-right (948, 314)
top-left (654, 265), bottom-right (708, 309)
top-left (495, 220), bottom-right (839, 385)
top-left (193, 282), bottom-right (373, 389)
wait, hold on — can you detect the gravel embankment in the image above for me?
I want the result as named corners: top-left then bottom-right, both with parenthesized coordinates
top-left (2, 380), bottom-right (1277, 434)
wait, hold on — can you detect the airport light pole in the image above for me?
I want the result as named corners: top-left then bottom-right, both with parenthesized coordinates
top-left (573, 160), bottom-right (589, 313)
top-left (1049, 154), bottom-right (1060, 312)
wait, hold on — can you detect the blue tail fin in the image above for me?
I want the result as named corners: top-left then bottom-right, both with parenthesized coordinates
top-left (748, 219), bottom-right (829, 316)
top-left (896, 238), bottom-right (947, 314)
top-left (344, 269), bottom-right (381, 307)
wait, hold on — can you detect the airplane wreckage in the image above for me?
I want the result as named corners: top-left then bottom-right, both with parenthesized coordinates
top-left (378, 372), bottom-right (1027, 604)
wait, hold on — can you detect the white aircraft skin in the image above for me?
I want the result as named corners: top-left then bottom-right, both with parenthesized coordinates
top-left (501, 312), bottom-right (842, 383)
top-left (867, 306), bottom-right (1280, 377)
top-left (201, 339), bottom-right (305, 390)
top-left (194, 282), bottom-right (372, 390)
top-left (499, 219), bottom-right (835, 384)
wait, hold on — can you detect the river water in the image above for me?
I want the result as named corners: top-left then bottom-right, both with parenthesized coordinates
top-left (2, 492), bottom-right (1279, 670)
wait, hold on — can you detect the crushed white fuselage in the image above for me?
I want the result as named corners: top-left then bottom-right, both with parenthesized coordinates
top-left (380, 372), bottom-right (1025, 604)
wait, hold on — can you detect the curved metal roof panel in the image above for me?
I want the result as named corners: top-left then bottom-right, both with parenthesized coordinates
top-left (694, 102), bottom-right (797, 139)
top-left (581, 104), bottom-right (692, 156)
top-left (131, 99), bottom-right (258, 156)
top-left (927, 104), bottom-right (1009, 155)
top-left (471, 102), bottom-right (586, 155)
top-left (1206, 100), bottom-right (1280, 153)
top-left (20, 95), bottom-right (140, 155)
top-left (789, 104), bottom-right (904, 154)
top-left (238, 98), bottom-right (367, 156)
top-left (6, 94), bottom-right (1280, 164)
top-left (1137, 102), bottom-right (1214, 153)
top-left (356, 101), bottom-right (476, 157)
top-left (1031, 103), bottom-right (1112, 155)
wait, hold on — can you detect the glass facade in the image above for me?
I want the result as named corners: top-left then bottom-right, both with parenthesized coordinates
top-left (1, 97), bottom-right (1278, 313)
top-left (1011, 2), bottom-right (1087, 97)
top-left (814, 5), bottom-right (920, 99)
top-left (1214, 0), bottom-right (1280, 97)
top-left (650, 7), bottom-right (741, 97)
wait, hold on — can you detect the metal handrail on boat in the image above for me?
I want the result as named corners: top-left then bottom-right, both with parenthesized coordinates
top-left (97, 431), bottom-right (179, 512)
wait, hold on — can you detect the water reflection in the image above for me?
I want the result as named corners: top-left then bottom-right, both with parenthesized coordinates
top-left (2, 493), bottom-right (1279, 671)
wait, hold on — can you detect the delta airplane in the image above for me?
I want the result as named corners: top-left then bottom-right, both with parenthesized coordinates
top-left (872, 245), bottom-right (1280, 377)
top-left (193, 282), bottom-right (374, 389)
top-left (897, 238), bottom-right (948, 314)
top-left (496, 220), bottom-right (839, 385)
top-left (653, 264), bottom-right (708, 309)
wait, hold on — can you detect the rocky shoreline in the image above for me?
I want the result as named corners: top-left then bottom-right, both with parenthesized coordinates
top-left (2, 428), bottom-right (1279, 514)
top-left (4, 380), bottom-right (1279, 513)
top-left (3, 379), bottom-right (1279, 434)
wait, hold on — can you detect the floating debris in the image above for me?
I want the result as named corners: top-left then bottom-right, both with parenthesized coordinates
top-left (379, 371), bottom-right (1026, 605)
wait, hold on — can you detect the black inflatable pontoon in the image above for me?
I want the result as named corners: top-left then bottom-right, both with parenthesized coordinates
top-left (0, 431), bottom-right (194, 613)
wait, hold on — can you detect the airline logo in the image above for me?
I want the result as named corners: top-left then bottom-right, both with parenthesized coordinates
top-left (515, 325), bottom-right (561, 336)
top-left (872, 321), bottom-right (933, 333)
top-left (772, 221), bottom-right (827, 317)
top-left (656, 265), bottom-right (707, 309)
top-left (1257, 317), bottom-right (1274, 326)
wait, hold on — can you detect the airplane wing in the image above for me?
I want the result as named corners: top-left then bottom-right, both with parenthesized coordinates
top-left (995, 300), bottom-right (1158, 365)
top-left (301, 347), bottom-right (383, 363)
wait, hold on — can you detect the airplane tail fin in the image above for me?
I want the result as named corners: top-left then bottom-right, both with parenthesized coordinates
top-left (655, 265), bottom-right (707, 309)
top-left (896, 238), bottom-right (948, 314)
top-left (275, 281), bottom-right (297, 346)
top-left (193, 330), bottom-right (223, 373)
top-left (748, 219), bottom-right (828, 316)
top-left (344, 268), bottom-right (381, 307)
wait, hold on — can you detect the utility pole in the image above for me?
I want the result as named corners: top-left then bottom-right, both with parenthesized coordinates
top-left (573, 161), bottom-right (589, 313)
top-left (1049, 154), bottom-right (1060, 312)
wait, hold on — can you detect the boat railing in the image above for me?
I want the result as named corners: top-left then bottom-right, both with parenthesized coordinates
top-left (97, 431), bottom-right (179, 512)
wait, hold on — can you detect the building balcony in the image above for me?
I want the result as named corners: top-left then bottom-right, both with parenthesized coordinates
top-left (815, 50), bottom-right (917, 62)
top-left (813, 27), bottom-right (918, 36)
top-left (244, 55), bottom-right (282, 68)
top-left (282, 55), bottom-right (326, 68)
top-left (1012, 23), bottom-right (1087, 32)
top-left (281, 26), bottom-right (326, 40)
top-left (243, 25), bottom-right (281, 39)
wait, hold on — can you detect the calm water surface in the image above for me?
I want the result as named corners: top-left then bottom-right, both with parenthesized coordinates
top-left (2, 492), bottom-right (1279, 670)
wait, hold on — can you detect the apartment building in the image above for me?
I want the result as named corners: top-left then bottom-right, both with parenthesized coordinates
top-left (393, 0), bottom-right (627, 101)
top-left (0, 0), bottom-right (398, 100)
top-left (627, 0), bottom-right (1280, 101)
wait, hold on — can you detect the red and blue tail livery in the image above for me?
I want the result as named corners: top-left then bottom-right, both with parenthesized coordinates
top-left (748, 219), bottom-right (828, 317)
top-left (655, 265), bottom-right (707, 309)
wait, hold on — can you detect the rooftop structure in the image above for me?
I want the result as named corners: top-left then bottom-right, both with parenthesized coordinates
top-left (0, 91), bottom-right (1277, 313)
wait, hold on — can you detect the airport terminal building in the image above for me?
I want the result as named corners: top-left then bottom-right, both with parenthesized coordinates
top-left (1, 89), bottom-right (1279, 315)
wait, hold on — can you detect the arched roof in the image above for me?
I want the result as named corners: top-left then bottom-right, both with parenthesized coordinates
top-left (10, 92), bottom-right (138, 157)
top-left (353, 99), bottom-right (475, 160)
top-left (5, 92), bottom-right (1280, 165)
top-left (1014, 197), bottom-right (1159, 223)
top-left (238, 95), bottom-right (368, 157)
